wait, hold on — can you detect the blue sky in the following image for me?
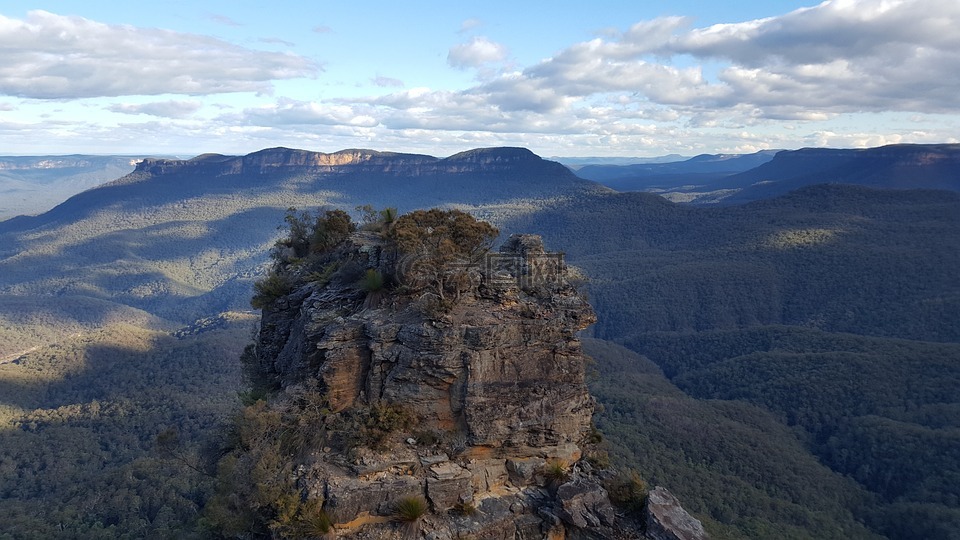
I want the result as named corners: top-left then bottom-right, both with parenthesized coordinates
top-left (0, 1), bottom-right (958, 157)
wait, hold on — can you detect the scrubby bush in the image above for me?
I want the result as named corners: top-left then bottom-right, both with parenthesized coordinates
top-left (392, 495), bottom-right (428, 522)
top-left (359, 269), bottom-right (385, 292)
top-left (390, 209), bottom-right (498, 306)
top-left (604, 469), bottom-right (648, 514)
top-left (543, 459), bottom-right (570, 486)
top-left (251, 273), bottom-right (294, 309)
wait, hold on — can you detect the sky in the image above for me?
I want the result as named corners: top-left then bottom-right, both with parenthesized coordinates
top-left (0, 0), bottom-right (958, 158)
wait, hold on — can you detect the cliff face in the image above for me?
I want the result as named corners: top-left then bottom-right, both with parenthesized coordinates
top-left (252, 231), bottom-right (637, 538)
top-left (132, 146), bottom-right (573, 179)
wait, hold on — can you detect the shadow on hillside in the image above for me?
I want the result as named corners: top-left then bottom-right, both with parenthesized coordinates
top-left (0, 323), bottom-right (250, 535)
top-left (503, 185), bottom-right (960, 343)
top-left (0, 206), bottom-right (293, 324)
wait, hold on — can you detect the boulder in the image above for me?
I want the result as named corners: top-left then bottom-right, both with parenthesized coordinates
top-left (645, 486), bottom-right (709, 540)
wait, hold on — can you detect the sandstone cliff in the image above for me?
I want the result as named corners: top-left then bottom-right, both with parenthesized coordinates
top-left (222, 212), bottom-right (704, 539)
top-left (132, 146), bottom-right (572, 179)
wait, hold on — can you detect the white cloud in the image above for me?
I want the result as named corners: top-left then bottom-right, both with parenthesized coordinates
top-left (429, 0), bottom-right (960, 128)
top-left (235, 98), bottom-right (379, 128)
top-left (107, 100), bottom-right (203, 118)
top-left (7, 2), bottom-right (959, 156)
top-left (448, 36), bottom-right (508, 69)
top-left (0, 102), bottom-right (14, 111)
top-left (0, 10), bottom-right (319, 99)
top-left (658, 0), bottom-right (960, 114)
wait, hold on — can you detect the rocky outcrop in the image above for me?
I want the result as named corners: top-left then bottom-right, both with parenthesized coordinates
top-left (252, 229), bottom-right (705, 539)
top-left (644, 487), bottom-right (708, 540)
top-left (259, 232), bottom-right (595, 463)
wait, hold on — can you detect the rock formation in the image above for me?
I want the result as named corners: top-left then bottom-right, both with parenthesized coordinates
top-left (236, 216), bottom-right (705, 539)
top-left (644, 487), bottom-right (708, 540)
top-left (132, 146), bottom-right (571, 179)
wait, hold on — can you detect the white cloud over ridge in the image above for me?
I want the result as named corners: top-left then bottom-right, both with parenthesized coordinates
top-left (107, 100), bottom-right (203, 118)
top-left (2, 1), bottom-right (959, 156)
top-left (0, 10), bottom-right (318, 99)
top-left (447, 36), bottom-right (508, 69)
top-left (292, 0), bottom-right (959, 154)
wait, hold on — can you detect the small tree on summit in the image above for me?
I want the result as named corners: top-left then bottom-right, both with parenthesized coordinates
top-left (274, 208), bottom-right (356, 261)
top-left (390, 209), bottom-right (498, 305)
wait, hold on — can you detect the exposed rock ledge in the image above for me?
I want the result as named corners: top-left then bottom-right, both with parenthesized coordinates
top-left (253, 231), bottom-right (706, 539)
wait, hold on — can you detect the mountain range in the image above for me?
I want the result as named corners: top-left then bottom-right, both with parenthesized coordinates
top-left (0, 155), bottom-right (145, 220)
top-left (571, 144), bottom-right (960, 205)
top-left (1, 144), bottom-right (958, 539)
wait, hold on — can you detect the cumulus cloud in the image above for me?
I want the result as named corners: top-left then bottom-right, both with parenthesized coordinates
top-left (448, 36), bottom-right (508, 69)
top-left (107, 100), bottom-right (203, 118)
top-left (0, 10), bottom-right (319, 99)
top-left (262, 0), bottom-right (954, 156)
top-left (653, 0), bottom-right (960, 114)
top-left (19, 1), bottom-right (956, 156)
top-left (236, 98), bottom-right (379, 128)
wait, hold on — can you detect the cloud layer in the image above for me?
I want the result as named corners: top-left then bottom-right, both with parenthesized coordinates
top-left (1, 1), bottom-right (958, 155)
top-left (0, 10), bottom-right (318, 99)
top-left (427, 0), bottom-right (960, 125)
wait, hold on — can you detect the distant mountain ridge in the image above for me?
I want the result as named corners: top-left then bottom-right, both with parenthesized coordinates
top-left (0, 146), bottom-right (602, 235)
top-left (572, 143), bottom-right (960, 204)
top-left (126, 146), bottom-right (559, 179)
top-left (0, 155), bottom-right (143, 219)
top-left (722, 143), bottom-right (960, 203)
top-left (0, 146), bottom-right (607, 335)
top-left (575, 150), bottom-right (779, 181)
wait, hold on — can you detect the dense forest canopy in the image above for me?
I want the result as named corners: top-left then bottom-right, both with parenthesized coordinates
top-left (506, 184), bottom-right (960, 539)
top-left (1, 178), bottom-right (958, 539)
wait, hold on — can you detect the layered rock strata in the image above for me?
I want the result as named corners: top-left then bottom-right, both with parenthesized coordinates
top-left (254, 231), bottom-right (701, 539)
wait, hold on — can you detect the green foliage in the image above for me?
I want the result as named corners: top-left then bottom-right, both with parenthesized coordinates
top-left (626, 326), bottom-right (960, 512)
top-left (390, 209), bottom-right (498, 305)
top-left (584, 338), bottom-right (884, 540)
top-left (0, 321), bottom-right (251, 539)
top-left (359, 268), bottom-right (385, 292)
top-left (341, 402), bottom-right (414, 450)
top-left (205, 384), bottom-right (335, 537)
top-left (504, 186), bottom-right (960, 539)
top-left (392, 495), bottom-right (428, 522)
top-left (543, 459), bottom-right (570, 485)
top-left (273, 207), bottom-right (356, 263)
top-left (310, 209), bottom-right (354, 253)
top-left (281, 497), bottom-right (334, 539)
top-left (380, 206), bottom-right (398, 226)
top-left (356, 204), bottom-right (398, 232)
top-left (281, 207), bottom-right (315, 258)
top-left (508, 186), bottom-right (960, 343)
top-left (305, 261), bottom-right (339, 286)
top-left (251, 273), bottom-right (294, 309)
top-left (604, 469), bottom-right (648, 514)
top-left (239, 343), bottom-right (280, 404)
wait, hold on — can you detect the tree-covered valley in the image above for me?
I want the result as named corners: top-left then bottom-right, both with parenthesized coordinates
top-left (0, 146), bottom-right (958, 539)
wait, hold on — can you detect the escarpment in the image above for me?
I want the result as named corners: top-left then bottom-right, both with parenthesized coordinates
top-left (215, 209), bottom-right (704, 539)
top-left (259, 231), bottom-right (595, 461)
